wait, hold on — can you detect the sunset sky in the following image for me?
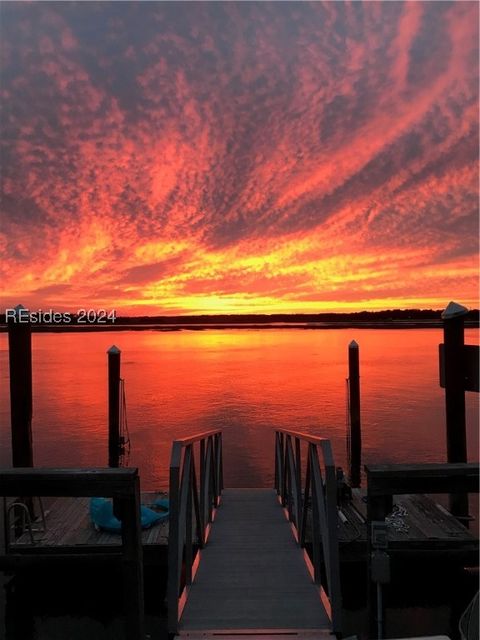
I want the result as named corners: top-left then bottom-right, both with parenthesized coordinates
top-left (1, 1), bottom-right (478, 315)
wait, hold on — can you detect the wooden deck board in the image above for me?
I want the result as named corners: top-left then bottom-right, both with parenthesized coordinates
top-left (6, 488), bottom-right (474, 563)
top-left (348, 489), bottom-right (476, 545)
top-left (179, 489), bottom-right (330, 632)
top-left (9, 492), bottom-right (169, 550)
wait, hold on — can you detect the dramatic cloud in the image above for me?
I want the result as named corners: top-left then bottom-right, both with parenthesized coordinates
top-left (1, 1), bottom-right (478, 314)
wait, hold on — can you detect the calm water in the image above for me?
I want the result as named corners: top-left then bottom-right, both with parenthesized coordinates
top-left (0, 328), bottom-right (478, 487)
top-left (0, 328), bottom-right (478, 640)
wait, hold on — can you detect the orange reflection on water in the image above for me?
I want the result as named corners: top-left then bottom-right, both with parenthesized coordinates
top-left (0, 328), bottom-right (478, 490)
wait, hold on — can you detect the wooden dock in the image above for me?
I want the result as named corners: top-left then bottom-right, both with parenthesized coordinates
top-left (334, 490), bottom-right (477, 563)
top-left (1, 438), bottom-right (477, 640)
top-left (3, 489), bottom-right (474, 570)
top-left (179, 488), bottom-right (330, 633)
top-left (2, 492), bottom-right (168, 569)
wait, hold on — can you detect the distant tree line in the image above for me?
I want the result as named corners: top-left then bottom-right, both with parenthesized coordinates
top-left (1, 308), bottom-right (478, 326)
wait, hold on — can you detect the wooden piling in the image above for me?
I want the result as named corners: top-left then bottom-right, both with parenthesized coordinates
top-left (441, 301), bottom-right (469, 519)
top-left (8, 305), bottom-right (33, 468)
top-left (348, 340), bottom-right (361, 488)
top-left (118, 475), bottom-right (145, 640)
top-left (107, 346), bottom-right (121, 468)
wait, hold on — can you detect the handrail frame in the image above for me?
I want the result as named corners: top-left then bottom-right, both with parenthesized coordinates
top-left (168, 429), bottom-right (223, 634)
top-left (275, 428), bottom-right (342, 634)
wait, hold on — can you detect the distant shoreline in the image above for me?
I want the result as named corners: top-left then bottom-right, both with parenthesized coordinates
top-left (1, 320), bottom-right (479, 333)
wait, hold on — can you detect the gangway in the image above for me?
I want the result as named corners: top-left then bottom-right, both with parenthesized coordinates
top-left (167, 429), bottom-right (342, 637)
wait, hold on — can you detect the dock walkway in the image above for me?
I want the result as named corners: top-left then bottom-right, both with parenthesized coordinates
top-left (179, 488), bottom-right (330, 634)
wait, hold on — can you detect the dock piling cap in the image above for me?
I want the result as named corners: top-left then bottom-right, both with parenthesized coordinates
top-left (107, 345), bottom-right (121, 354)
top-left (13, 304), bottom-right (28, 317)
top-left (441, 301), bottom-right (469, 320)
top-left (349, 340), bottom-right (359, 348)
top-left (8, 304), bottom-right (29, 321)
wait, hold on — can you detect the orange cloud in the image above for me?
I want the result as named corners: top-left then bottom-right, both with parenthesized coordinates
top-left (0, 2), bottom-right (478, 315)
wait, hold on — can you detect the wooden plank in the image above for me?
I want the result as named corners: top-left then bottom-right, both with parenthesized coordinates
top-left (366, 463), bottom-right (478, 495)
top-left (180, 489), bottom-right (330, 631)
top-left (8, 493), bottom-right (170, 549)
top-left (399, 496), bottom-right (456, 540)
top-left (0, 468), bottom-right (139, 498)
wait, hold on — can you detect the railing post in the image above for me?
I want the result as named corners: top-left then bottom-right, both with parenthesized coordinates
top-left (282, 435), bottom-right (289, 507)
top-left (218, 432), bottom-right (224, 492)
top-left (348, 340), bottom-right (361, 488)
top-left (275, 431), bottom-right (285, 498)
top-left (309, 445), bottom-right (322, 584)
top-left (185, 446), bottom-right (193, 585)
top-left (300, 452), bottom-right (311, 547)
top-left (200, 438), bottom-right (206, 531)
top-left (324, 452), bottom-right (342, 634)
top-left (274, 432), bottom-right (279, 492)
top-left (168, 447), bottom-right (181, 634)
top-left (214, 433), bottom-right (222, 502)
top-left (191, 453), bottom-right (203, 547)
top-left (294, 437), bottom-right (302, 527)
top-left (204, 438), bottom-right (212, 524)
top-left (107, 346), bottom-right (121, 468)
top-left (207, 437), bottom-right (215, 520)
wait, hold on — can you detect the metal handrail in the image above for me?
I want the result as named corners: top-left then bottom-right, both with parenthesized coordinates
top-left (167, 429), bottom-right (223, 634)
top-left (274, 428), bottom-right (342, 634)
top-left (4, 496), bottom-right (47, 547)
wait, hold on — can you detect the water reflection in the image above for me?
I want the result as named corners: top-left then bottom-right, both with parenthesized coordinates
top-left (0, 328), bottom-right (478, 490)
top-left (0, 327), bottom-right (478, 640)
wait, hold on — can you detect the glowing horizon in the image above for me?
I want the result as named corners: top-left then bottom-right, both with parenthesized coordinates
top-left (1, 2), bottom-right (478, 316)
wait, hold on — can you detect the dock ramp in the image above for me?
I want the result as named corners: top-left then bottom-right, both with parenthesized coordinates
top-left (168, 430), bottom-right (341, 637)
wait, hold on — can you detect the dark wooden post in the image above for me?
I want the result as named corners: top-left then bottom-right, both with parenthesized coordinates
top-left (118, 473), bottom-right (145, 640)
top-left (442, 301), bottom-right (469, 519)
top-left (8, 305), bottom-right (33, 468)
top-left (107, 346), bottom-right (121, 468)
top-left (348, 340), bottom-right (361, 488)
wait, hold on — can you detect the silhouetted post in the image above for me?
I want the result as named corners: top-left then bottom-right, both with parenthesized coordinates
top-left (8, 305), bottom-right (33, 468)
top-left (119, 474), bottom-right (145, 640)
top-left (348, 340), bottom-right (361, 488)
top-left (108, 345), bottom-right (121, 468)
top-left (442, 301), bottom-right (469, 519)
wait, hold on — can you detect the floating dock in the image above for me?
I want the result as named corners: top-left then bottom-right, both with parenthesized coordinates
top-left (336, 489), bottom-right (477, 563)
top-left (2, 487), bottom-right (475, 570)
top-left (1, 492), bottom-right (168, 570)
top-left (0, 439), bottom-right (478, 640)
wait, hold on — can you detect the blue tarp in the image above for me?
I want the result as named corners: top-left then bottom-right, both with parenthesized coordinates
top-left (90, 497), bottom-right (169, 534)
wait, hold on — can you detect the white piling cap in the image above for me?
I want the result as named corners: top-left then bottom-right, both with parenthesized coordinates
top-left (107, 345), bottom-right (121, 354)
top-left (349, 340), bottom-right (359, 348)
top-left (441, 301), bottom-right (468, 320)
top-left (14, 303), bottom-right (26, 312)
top-left (11, 304), bottom-right (29, 319)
